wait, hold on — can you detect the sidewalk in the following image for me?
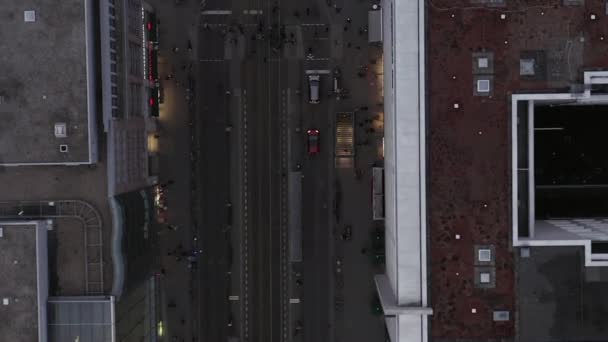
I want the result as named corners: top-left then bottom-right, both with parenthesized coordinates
top-left (148, 1), bottom-right (202, 341)
top-left (328, 2), bottom-right (387, 341)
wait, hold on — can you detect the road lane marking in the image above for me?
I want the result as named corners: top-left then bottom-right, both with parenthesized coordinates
top-left (241, 89), bottom-right (250, 341)
top-left (305, 69), bottom-right (331, 74)
top-left (243, 9), bottom-right (264, 14)
top-left (201, 10), bottom-right (232, 15)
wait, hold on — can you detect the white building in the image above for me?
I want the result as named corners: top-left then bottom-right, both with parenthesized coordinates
top-left (374, 0), bottom-right (432, 342)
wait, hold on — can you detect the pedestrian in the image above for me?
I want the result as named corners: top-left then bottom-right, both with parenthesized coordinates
top-left (306, 7), bottom-right (310, 16)
top-left (343, 26), bottom-right (348, 32)
top-left (361, 248), bottom-right (367, 255)
top-left (347, 42), bottom-right (352, 48)
top-left (346, 17), bottom-right (352, 24)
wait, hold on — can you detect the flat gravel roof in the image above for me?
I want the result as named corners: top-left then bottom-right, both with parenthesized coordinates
top-left (0, 224), bottom-right (39, 342)
top-left (0, 0), bottom-right (92, 164)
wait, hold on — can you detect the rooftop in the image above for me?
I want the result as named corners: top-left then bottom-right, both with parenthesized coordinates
top-left (0, 223), bottom-right (41, 342)
top-left (0, 0), bottom-right (96, 165)
top-left (426, 0), bottom-right (608, 339)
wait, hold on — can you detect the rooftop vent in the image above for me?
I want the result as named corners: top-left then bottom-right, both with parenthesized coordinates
top-left (54, 123), bottom-right (67, 138)
top-left (477, 57), bottom-right (489, 69)
top-left (480, 272), bottom-right (491, 283)
top-left (24, 10), bottom-right (36, 22)
top-left (478, 249), bottom-right (492, 262)
top-left (493, 310), bottom-right (510, 321)
top-left (520, 59), bottom-right (536, 76)
top-left (59, 144), bottom-right (69, 153)
top-left (477, 79), bottom-right (490, 92)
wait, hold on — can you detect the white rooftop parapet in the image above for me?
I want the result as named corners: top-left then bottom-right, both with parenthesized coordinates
top-left (379, 0), bottom-right (429, 340)
top-left (511, 71), bottom-right (608, 267)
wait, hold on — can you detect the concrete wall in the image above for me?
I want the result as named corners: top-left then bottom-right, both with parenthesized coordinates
top-left (382, 0), bottom-right (398, 300)
top-left (381, 0), bottom-right (427, 307)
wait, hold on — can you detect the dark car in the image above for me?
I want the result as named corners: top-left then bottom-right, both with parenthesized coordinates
top-left (307, 129), bottom-right (320, 154)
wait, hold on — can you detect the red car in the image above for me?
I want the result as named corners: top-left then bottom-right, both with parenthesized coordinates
top-left (307, 129), bottom-right (320, 155)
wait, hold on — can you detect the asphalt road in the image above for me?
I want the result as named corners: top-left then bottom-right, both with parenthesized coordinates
top-left (196, 11), bottom-right (232, 342)
top-left (196, 0), bottom-right (340, 341)
top-left (243, 5), bottom-right (286, 342)
top-left (197, 1), bottom-right (287, 342)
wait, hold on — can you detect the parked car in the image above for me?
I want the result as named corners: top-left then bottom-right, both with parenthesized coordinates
top-left (308, 74), bottom-right (320, 104)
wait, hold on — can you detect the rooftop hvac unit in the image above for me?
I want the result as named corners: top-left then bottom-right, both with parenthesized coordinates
top-left (493, 310), bottom-right (510, 321)
top-left (54, 123), bottom-right (67, 138)
top-left (24, 10), bottom-right (36, 22)
top-left (478, 249), bottom-right (492, 262)
top-left (477, 79), bottom-right (490, 92)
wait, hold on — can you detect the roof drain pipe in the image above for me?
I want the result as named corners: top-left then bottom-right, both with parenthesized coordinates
top-left (110, 196), bottom-right (126, 300)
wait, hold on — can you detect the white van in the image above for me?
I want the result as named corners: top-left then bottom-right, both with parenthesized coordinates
top-left (308, 75), bottom-right (320, 104)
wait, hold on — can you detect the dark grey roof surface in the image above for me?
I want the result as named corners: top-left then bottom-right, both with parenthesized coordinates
top-left (48, 298), bottom-right (114, 342)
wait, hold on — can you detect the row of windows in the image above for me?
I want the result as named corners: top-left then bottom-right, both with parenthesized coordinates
top-left (128, 42), bottom-right (142, 76)
top-left (128, 83), bottom-right (143, 117)
top-left (127, 0), bottom-right (142, 35)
